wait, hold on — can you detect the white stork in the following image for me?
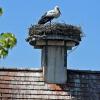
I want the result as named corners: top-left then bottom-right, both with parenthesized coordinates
top-left (38, 6), bottom-right (61, 25)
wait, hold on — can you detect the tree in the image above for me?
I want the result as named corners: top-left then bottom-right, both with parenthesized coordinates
top-left (0, 7), bottom-right (17, 58)
top-left (0, 33), bottom-right (17, 58)
top-left (0, 8), bottom-right (3, 16)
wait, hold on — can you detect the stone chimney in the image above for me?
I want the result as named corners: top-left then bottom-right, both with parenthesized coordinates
top-left (26, 23), bottom-right (82, 84)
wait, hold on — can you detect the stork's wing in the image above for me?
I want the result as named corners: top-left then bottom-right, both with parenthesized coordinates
top-left (41, 12), bottom-right (47, 19)
top-left (38, 12), bottom-right (54, 24)
top-left (46, 10), bottom-right (56, 17)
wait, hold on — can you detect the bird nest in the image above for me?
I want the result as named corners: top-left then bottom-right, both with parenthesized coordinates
top-left (28, 22), bottom-right (82, 36)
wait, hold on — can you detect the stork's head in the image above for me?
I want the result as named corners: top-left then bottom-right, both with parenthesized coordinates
top-left (54, 6), bottom-right (61, 15)
top-left (54, 6), bottom-right (60, 10)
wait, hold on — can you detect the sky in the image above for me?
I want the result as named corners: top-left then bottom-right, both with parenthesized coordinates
top-left (0, 0), bottom-right (100, 70)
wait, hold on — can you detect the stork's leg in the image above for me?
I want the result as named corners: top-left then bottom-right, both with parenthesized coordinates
top-left (50, 20), bottom-right (51, 27)
top-left (50, 20), bottom-right (52, 32)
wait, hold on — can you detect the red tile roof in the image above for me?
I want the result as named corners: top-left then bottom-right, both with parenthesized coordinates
top-left (0, 68), bottom-right (100, 100)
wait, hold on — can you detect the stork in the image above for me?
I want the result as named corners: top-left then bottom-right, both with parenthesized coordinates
top-left (38, 6), bottom-right (61, 25)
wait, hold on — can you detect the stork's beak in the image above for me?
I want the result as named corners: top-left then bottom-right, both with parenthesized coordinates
top-left (59, 10), bottom-right (61, 15)
top-left (59, 8), bottom-right (61, 15)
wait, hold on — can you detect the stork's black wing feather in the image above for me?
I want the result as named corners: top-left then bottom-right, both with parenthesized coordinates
top-left (38, 12), bottom-right (54, 24)
top-left (41, 12), bottom-right (47, 19)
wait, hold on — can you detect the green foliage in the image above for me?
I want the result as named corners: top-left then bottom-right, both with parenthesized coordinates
top-left (0, 33), bottom-right (17, 58)
top-left (0, 8), bottom-right (3, 16)
top-left (0, 7), bottom-right (17, 59)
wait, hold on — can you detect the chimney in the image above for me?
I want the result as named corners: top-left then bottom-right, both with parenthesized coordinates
top-left (26, 23), bottom-right (82, 84)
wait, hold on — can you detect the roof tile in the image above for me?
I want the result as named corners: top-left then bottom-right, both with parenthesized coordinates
top-left (0, 68), bottom-right (100, 99)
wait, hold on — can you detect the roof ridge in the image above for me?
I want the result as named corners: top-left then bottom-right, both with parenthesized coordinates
top-left (0, 67), bottom-right (42, 72)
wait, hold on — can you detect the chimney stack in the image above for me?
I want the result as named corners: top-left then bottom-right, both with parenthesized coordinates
top-left (26, 23), bottom-right (82, 84)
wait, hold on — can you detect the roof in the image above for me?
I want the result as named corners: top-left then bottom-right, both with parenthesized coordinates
top-left (0, 68), bottom-right (100, 100)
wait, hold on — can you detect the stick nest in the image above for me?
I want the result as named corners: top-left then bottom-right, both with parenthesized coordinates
top-left (28, 22), bottom-right (82, 36)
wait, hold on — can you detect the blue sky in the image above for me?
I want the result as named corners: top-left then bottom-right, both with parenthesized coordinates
top-left (0, 0), bottom-right (100, 70)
